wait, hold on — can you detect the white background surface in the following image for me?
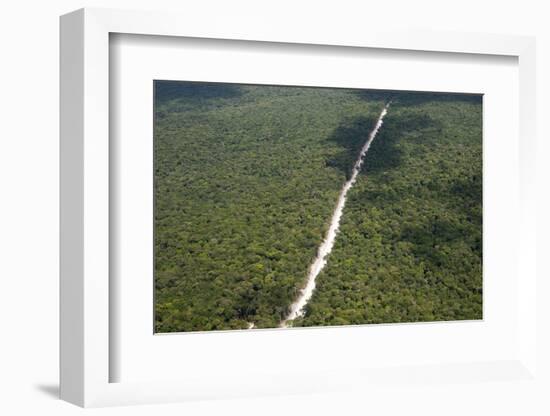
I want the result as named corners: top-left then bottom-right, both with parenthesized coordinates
top-left (112, 34), bottom-right (520, 383)
top-left (1, 1), bottom-right (549, 415)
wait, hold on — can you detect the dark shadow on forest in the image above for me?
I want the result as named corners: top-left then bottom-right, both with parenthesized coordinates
top-left (450, 175), bottom-right (482, 204)
top-left (324, 115), bottom-right (379, 179)
top-left (400, 217), bottom-right (467, 267)
top-left (362, 126), bottom-right (403, 176)
top-left (354, 90), bottom-right (482, 106)
top-left (449, 175), bottom-right (483, 228)
top-left (154, 80), bottom-right (244, 105)
top-left (325, 110), bottom-right (440, 180)
top-left (353, 90), bottom-right (393, 103)
top-left (361, 111), bottom-right (437, 176)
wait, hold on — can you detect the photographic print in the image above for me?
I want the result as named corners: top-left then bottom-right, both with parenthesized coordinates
top-left (154, 81), bottom-right (482, 333)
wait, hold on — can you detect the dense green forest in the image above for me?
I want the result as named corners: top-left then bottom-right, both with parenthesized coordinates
top-left (154, 81), bottom-right (482, 333)
top-left (294, 92), bottom-right (483, 327)
top-left (154, 81), bottom-right (386, 332)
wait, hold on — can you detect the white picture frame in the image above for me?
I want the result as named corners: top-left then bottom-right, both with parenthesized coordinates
top-left (60, 7), bottom-right (537, 408)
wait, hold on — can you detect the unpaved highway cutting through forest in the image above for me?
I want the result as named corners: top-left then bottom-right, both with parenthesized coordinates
top-left (279, 103), bottom-right (390, 328)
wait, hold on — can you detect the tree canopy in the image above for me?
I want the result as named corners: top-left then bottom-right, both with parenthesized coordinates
top-left (153, 82), bottom-right (482, 332)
